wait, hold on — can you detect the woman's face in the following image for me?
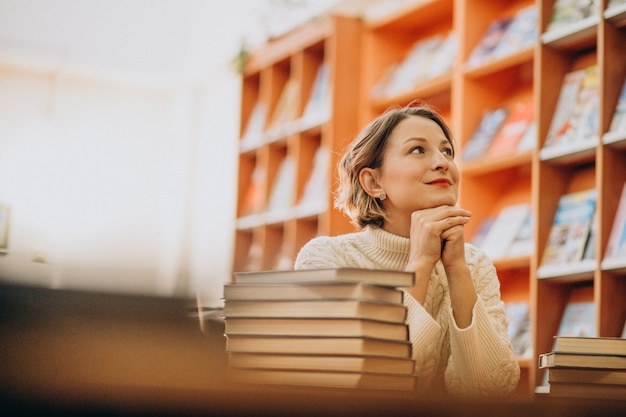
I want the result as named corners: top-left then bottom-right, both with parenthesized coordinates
top-left (376, 115), bottom-right (460, 215)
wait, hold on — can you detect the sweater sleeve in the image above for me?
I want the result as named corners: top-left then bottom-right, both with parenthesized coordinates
top-left (443, 245), bottom-right (520, 398)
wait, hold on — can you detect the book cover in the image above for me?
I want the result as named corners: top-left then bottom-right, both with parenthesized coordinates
top-left (552, 336), bottom-right (626, 356)
top-left (544, 68), bottom-right (587, 148)
top-left (228, 368), bottom-right (416, 391)
top-left (223, 281), bottom-right (404, 305)
top-left (266, 78), bottom-right (300, 133)
top-left (470, 216), bottom-right (496, 248)
top-left (462, 107), bottom-right (509, 161)
top-left (478, 203), bottom-right (531, 260)
top-left (556, 301), bottom-right (596, 339)
top-left (227, 352), bottom-right (415, 375)
top-left (486, 100), bottom-right (535, 156)
top-left (505, 301), bottom-right (532, 358)
top-left (233, 267), bottom-right (415, 287)
top-left (467, 16), bottom-right (513, 67)
top-left (298, 146), bottom-right (330, 212)
top-left (506, 210), bottom-right (533, 258)
top-left (570, 65), bottom-right (600, 143)
top-left (545, 0), bottom-right (600, 33)
top-left (539, 189), bottom-right (597, 267)
top-left (301, 63), bottom-right (332, 128)
top-left (608, 76), bottom-right (626, 133)
top-left (222, 299), bottom-right (407, 323)
top-left (492, 5), bottom-right (538, 59)
top-left (267, 156), bottom-right (296, 213)
top-left (225, 335), bottom-right (412, 359)
top-left (224, 317), bottom-right (409, 341)
top-left (424, 30), bottom-right (458, 80)
top-left (605, 182), bottom-right (626, 260)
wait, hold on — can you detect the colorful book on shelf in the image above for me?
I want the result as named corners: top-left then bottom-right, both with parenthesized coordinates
top-left (492, 4), bottom-right (538, 59)
top-left (548, 381), bottom-right (626, 401)
top-left (545, 0), bottom-right (601, 34)
top-left (266, 78), bottom-right (300, 133)
top-left (506, 210), bottom-right (533, 258)
top-left (470, 216), bottom-right (496, 248)
top-left (505, 301), bottom-right (532, 358)
top-left (224, 317), bottom-right (409, 341)
top-left (461, 107), bottom-right (509, 161)
top-left (581, 210), bottom-right (597, 261)
top-left (538, 188), bottom-right (597, 269)
top-left (233, 267), bottom-right (415, 287)
top-left (267, 156), bottom-right (296, 212)
top-left (543, 68), bottom-right (587, 149)
top-left (604, 182), bottom-right (626, 260)
top-left (608, 76), bottom-right (626, 134)
top-left (225, 335), bottom-right (411, 359)
top-left (570, 64), bottom-right (600, 143)
top-left (476, 203), bottom-right (531, 260)
top-left (223, 281), bottom-right (404, 304)
top-left (466, 16), bottom-right (513, 68)
top-left (486, 100), bottom-right (535, 156)
top-left (301, 63), bottom-right (332, 127)
top-left (222, 299), bottom-right (407, 323)
top-left (424, 30), bottom-right (457, 80)
top-left (552, 336), bottom-right (626, 356)
top-left (228, 368), bottom-right (416, 391)
top-left (556, 301), bottom-right (596, 340)
top-left (227, 352), bottom-right (415, 375)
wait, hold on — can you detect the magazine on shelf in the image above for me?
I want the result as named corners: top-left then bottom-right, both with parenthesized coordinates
top-left (604, 182), bottom-right (626, 260)
top-left (467, 16), bottom-right (513, 68)
top-left (240, 102), bottom-right (267, 151)
top-left (545, 0), bottom-right (601, 34)
top-left (555, 300), bottom-right (596, 340)
top-left (477, 203), bottom-right (531, 260)
top-left (301, 63), bottom-right (332, 128)
top-left (486, 100), bottom-right (534, 156)
top-left (462, 107), bottom-right (509, 161)
top-left (492, 5), bottom-right (538, 59)
top-left (506, 209), bottom-right (533, 258)
top-left (267, 156), bottom-right (296, 213)
top-left (505, 301), bottom-right (532, 358)
top-left (608, 76), bottom-right (626, 134)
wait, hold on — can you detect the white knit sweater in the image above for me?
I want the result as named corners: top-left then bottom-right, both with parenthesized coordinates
top-left (294, 226), bottom-right (520, 398)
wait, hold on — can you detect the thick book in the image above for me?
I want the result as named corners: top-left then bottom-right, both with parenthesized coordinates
top-left (224, 317), bottom-right (409, 341)
top-left (548, 367), bottom-right (626, 385)
top-left (486, 100), bottom-right (534, 156)
top-left (462, 107), bottom-right (509, 161)
top-left (233, 267), bottom-right (415, 287)
top-left (605, 182), bottom-right (626, 260)
top-left (548, 381), bottom-right (626, 401)
top-left (228, 368), bottom-right (416, 391)
top-left (222, 299), bottom-right (407, 323)
top-left (539, 351), bottom-right (626, 370)
top-left (539, 189), bottom-right (597, 269)
top-left (227, 352), bottom-right (415, 375)
top-left (553, 336), bottom-right (626, 356)
top-left (225, 335), bottom-right (412, 358)
top-left (223, 282), bottom-right (404, 304)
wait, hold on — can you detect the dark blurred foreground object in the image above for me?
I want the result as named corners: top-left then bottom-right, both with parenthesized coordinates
top-left (1, 281), bottom-right (625, 417)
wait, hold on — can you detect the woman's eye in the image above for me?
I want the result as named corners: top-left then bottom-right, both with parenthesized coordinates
top-left (410, 146), bottom-right (425, 154)
top-left (442, 147), bottom-right (454, 156)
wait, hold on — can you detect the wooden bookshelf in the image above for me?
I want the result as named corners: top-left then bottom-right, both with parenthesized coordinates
top-left (233, 0), bottom-right (626, 399)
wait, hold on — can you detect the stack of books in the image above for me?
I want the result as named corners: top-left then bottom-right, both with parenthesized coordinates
top-left (539, 336), bottom-right (626, 400)
top-left (222, 267), bottom-right (417, 391)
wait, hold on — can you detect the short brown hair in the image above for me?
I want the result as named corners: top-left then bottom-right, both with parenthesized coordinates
top-left (334, 102), bottom-right (455, 229)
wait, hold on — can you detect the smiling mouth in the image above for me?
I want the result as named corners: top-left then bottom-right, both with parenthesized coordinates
top-left (428, 179), bottom-right (451, 187)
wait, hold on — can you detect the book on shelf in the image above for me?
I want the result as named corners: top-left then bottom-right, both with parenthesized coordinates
top-left (556, 301), bottom-right (596, 340)
top-left (224, 317), bottom-right (409, 341)
top-left (300, 63), bottom-right (332, 128)
top-left (424, 30), bottom-right (457, 80)
top-left (605, 182), bottom-right (626, 261)
top-left (233, 267), bottom-right (415, 287)
top-left (543, 67), bottom-right (587, 149)
top-left (486, 100), bottom-right (535, 157)
top-left (239, 102), bottom-right (267, 151)
top-left (538, 188), bottom-right (597, 271)
top-left (505, 301), bottom-right (532, 358)
top-left (222, 299), bottom-right (407, 323)
top-left (552, 336), bottom-right (626, 356)
top-left (548, 381), bottom-right (626, 400)
top-left (516, 120), bottom-right (536, 152)
top-left (539, 351), bottom-right (626, 370)
top-left (267, 156), bottom-right (296, 213)
top-left (548, 367), bottom-right (626, 385)
top-left (476, 203), bottom-right (531, 260)
top-left (461, 107), bottom-right (509, 161)
top-left (470, 216), bottom-right (496, 248)
top-left (227, 352), bottom-right (415, 375)
top-left (240, 165), bottom-right (266, 217)
top-left (223, 281), bottom-right (404, 304)
top-left (225, 335), bottom-right (412, 359)
top-left (608, 76), bottom-right (626, 134)
top-left (506, 210), bottom-right (534, 258)
top-left (466, 16), bottom-right (513, 68)
top-left (228, 368), bottom-right (416, 391)
top-left (608, 0), bottom-right (626, 9)
top-left (570, 64), bottom-right (600, 143)
top-left (491, 4), bottom-right (538, 59)
top-left (545, 0), bottom-right (601, 34)
top-left (298, 146), bottom-right (330, 213)
top-left (266, 78), bottom-right (300, 135)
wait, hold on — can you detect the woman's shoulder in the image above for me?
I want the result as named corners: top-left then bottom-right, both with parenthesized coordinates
top-left (295, 231), bottom-right (366, 269)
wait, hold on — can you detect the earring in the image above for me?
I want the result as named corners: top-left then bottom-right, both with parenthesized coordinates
top-left (378, 192), bottom-right (386, 201)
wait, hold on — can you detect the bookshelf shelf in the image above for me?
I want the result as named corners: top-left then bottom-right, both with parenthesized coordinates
top-left (232, 0), bottom-right (626, 399)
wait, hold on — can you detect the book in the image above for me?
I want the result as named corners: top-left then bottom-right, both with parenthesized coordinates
top-left (605, 182), bottom-right (626, 260)
top-left (233, 267), bottom-right (415, 287)
top-left (267, 156), bottom-right (296, 212)
top-left (228, 368), bottom-right (416, 391)
top-left (462, 107), bottom-right (509, 161)
top-left (539, 351), bottom-right (626, 370)
top-left (240, 165), bottom-right (266, 216)
top-left (224, 317), bottom-right (409, 341)
top-left (556, 301), bottom-right (596, 339)
top-left (222, 299), bottom-right (407, 323)
top-left (266, 78), bottom-right (300, 134)
top-left (298, 146), bottom-right (330, 212)
top-left (301, 63), bottom-right (332, 128)
top-left (570, 64), bottom-right (600, 143)
top-left (227, 352), bottom-right (415, 375)
top-left (543, 68), bottom-right (587, 148)
top-left (239, 102), bottom-right (267, 151)
top-left (486, 100), bottom-right (534, 156)
top-left (545, 0), bottom-right (600, 34)
top-left (467, 16), bottom-right (513, 67)
top-left (225, 335), bottom-right (412, 358)
top-left (424, 30), bottom-right (458, 80)
top-left (538, 189), bottom-right (597, 269)
top-left (548, 381), bottom-right (626, 400)
top-left (608, 76), bottom-right (626, 133)
top-left (553, 336), bottom-right (626, 356)
top-left (223, 282), bottom-right (404, 304)
top-left (478, 203), bottom-right (531, 260)
top-left (548, 367), bottom-right (626, 385)
top-left (506, 210), bottom-right (534, 258)
top-left (492, 5), bottom-right (538, 59)
top-left (505, 301), bottom-right (532, 358)
top-left (470, 216), bottom-right (496, 248)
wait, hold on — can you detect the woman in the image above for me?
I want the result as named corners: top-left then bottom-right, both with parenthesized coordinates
top-left (294, 103), bottom-right (520, 398)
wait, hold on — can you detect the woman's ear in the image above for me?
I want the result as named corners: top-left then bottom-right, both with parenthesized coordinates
top-left (359, 167), bottom-right (384, 198)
